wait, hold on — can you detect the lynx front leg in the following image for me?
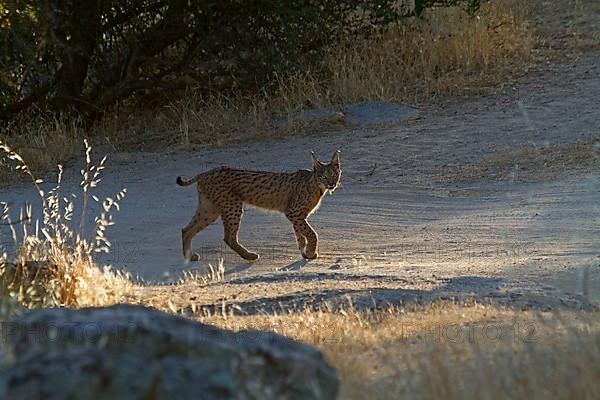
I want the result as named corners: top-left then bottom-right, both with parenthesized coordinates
top-left (290, 223), bottom-right (307, 252)
top-left (287, 214), bottom-right (318, 259)
top-left (221, 203), bottom-right (260, 261)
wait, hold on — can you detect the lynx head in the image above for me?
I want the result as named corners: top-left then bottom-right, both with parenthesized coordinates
top-left (311, 150), bottom-right (341, 192)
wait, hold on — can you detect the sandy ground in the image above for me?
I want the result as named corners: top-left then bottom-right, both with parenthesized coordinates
top-left (1, 51), bottom-right (599, 313)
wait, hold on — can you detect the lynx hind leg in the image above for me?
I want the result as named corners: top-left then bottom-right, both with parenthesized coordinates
top-left (221, 202), bottom-right (259, 261)
top-left (182, 194), bottom-right (219, 261)
top-left (287, 213), bottom-right (318, 259)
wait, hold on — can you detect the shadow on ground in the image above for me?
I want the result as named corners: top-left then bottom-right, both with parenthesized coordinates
top-left (185, 274), bottom-right (593, 316)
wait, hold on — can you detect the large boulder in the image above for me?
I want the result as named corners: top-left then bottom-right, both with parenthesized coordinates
top-left (0, 304), bottom-right (338, 399)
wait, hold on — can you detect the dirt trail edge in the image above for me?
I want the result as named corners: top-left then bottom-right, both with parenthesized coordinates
top-left (2, 54), bottom-right (599, 312)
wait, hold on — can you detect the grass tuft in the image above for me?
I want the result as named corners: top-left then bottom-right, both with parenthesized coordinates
top-left (0, 140), bottom-right (131, 307)
top-left (178, 258), bottom-right (226, 285)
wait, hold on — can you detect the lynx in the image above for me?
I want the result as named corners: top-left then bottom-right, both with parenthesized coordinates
top-left (177, 151), bottom-right (341, 262)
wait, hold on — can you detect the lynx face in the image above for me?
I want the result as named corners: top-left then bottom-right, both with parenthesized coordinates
top-left (312, 150), bottom-right (341, 192)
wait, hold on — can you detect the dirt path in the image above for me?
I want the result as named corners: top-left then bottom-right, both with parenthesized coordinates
top-left (2, 52), bottom-right (599, 312)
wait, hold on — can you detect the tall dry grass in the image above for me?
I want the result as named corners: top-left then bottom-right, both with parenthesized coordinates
top-left (323, 1), bottom-right (533, 103)
top-left (0, 140), bottom-right (131, 307)
top-left (0, 112), bottom-right (83, 183)
top-left (195, 302), bottom-right (600, 400)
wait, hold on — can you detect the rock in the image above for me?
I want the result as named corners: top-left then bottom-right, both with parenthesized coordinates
top-left (0, 304), bottom-right (338, 400)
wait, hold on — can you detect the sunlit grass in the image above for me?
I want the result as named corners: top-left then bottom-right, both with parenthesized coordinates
top-left (142, 300), bottom-right (600, 400)
top-left (0, 140), bottom-right (131, 307)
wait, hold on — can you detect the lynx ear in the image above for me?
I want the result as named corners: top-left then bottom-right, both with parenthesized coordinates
top-left (330, 150), bottom-right (341, 167)
top-left (311, 151), bottom-right (324, 169)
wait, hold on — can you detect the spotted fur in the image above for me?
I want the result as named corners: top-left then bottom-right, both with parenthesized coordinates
top-left (177, 151), bottom-right (341, 261)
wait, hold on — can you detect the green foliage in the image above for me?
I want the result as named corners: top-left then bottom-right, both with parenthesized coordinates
top-left (466, 0), bottom-right (481, 15)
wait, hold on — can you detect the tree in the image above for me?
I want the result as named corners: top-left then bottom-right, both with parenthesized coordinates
top-left (0, 0), bottom-right (481, 123)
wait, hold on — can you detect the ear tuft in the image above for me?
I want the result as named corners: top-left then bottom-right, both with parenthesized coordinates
top-left (311, 151), bottom-right (323, 168)
top-left (331, 150), bottom-right (341, 166)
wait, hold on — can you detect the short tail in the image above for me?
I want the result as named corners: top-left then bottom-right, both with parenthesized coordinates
top-left (176, 175), bottom-right (200, 186)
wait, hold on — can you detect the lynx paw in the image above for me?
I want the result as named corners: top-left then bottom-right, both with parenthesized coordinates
top-left (242, 252), bottom-right (260, 261)
top-left (302, 250), bottom-right (318, 260)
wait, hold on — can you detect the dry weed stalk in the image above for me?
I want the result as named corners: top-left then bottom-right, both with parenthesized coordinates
top-left (179, 257), bottom-right (226, 285)
top-left (0, 140), bottom-right (131, 307)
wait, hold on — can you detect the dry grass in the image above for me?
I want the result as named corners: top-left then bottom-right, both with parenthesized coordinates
top-left (179, 258), bottom-right (226, 285)
top-left (145, 94), bottom-right (273, 149)
top-left (0, 112), bottom-right (82, 184)
top-left (0, 141), bottom-right (132, 307)
top-left (190, 302), bottom-right (600, 399)
top-left (0, 140), bottom-right (238, 308)
top-left (0, 139), bottom-right (238, 308)
top-left (1, 4), bottom-right (596, 393)
top-left (321, 0), bottom-right (533, 104)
